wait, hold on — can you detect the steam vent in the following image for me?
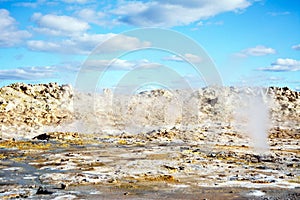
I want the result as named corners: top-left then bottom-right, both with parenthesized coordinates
top-left (0, 83), bottom-right (299, 199)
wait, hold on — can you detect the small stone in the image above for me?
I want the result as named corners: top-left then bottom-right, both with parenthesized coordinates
top-left (256, 166), bottom-right (267, 170)
top-left (286, 173), bottom-right (294, 177)
top-left (36, 186), bottom-right (53, 195)
top-left (208, 153), bottom-right (216, 158)
top-left (54, 183), bottom-right (66, 190)
top-left (287, 163), bottom-right (297, 168)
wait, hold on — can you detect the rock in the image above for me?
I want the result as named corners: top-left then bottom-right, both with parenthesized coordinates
top-left (208, 153), bottom-right (217, 158)
top-left (36, 186), bottom-right (53, 195)
top-left (32, 132), bottom-right (80, 142)
top-left (0, 83), bottom-right (73, 139)
top-left (54, 183), bottom-right (67, 190)
top-left (1, 83), bottom-right (299, 139)
top-left (33, 133), bottom-right (50, 141)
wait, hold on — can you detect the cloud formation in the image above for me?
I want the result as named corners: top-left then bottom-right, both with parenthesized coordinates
top-left (258, 58), bottom-right (300, 72)
top-left (0, 66), bottom-right (55, 80)
top-left (112, 0), bottom-right (251, 27)
top-left (236, 45), bottom-right (276, 57)
top-left (292, 44), bottom-right (300, 50)
top-left (267, 11), bottom-right (290, 16)
top-left (27, 33), bottom-right (151, 54)
top-left (12, 1), bottom-right (256, 55)
top-left (62, 0), bottom-right (89, 3)
top-left (31, 13), bottom-right (90, 36)
top-left (28, 11), bottom-right (151, 54)
top-left (0, 9), bottom-right (31, 47)
top-left (13, 0), bottom-right (57, 8)
top-left (163, 53), bottom-right (203, 64)
top-left (84, 59), bottom-right (161, 71)
top-left (77, 8), bottom-right (107, 25)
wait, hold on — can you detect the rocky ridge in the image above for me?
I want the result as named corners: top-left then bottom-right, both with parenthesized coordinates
top-left (0, 83), bottom-right (73, 138)
top-left (0, 83), bottom-right (299, 139)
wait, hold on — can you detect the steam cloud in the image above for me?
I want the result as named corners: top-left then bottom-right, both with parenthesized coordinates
top-left (234, 89), bottom-right (270, 153)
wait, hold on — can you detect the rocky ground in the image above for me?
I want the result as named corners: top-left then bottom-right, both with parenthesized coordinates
top-left (0, 83), bottom-right (299, 199)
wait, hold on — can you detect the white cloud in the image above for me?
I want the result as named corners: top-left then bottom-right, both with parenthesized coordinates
top-left (0, 9), bottom-right (31, 47)
top-left (14, 2), bottom-right (39, 8)
top-left (111, 0), bottom-right (252, 27)
top-left (197, 20), bottom-right (224, 27)
top-left (138, 62), bottom-right (162, 69)
top-left (182, 53), bottom-right (203, 64)
top-left (84, 59), bottom-right (136, 71)
top-left (83, 59), bottom-right (161, 72)
top-left (0, 66), bottom-right (55, 80)
top-left (62, 0), bottom-right (89, 3)
top-left (77, 8), bottom-right (106, 25)
top-left (27, 40), bottom-right (61, 52)
top-left (206, 21), bottom-right (224, 26)
top-left (76, 8), bottom-right (118, 26)
top-left (13, 0), bottom-right (49, 8)
top-left (13, 0), bottom-right (58, 8)
top-left (28, 11), bottom-right (151, 54)
top-left (267, 76), bottom-right (284, 81)
top-left (196, 21), bottom-right (204, 27)
top-left (292, 44), bottom-right (300, 50)
top-left (235, 45), bottom-right (276, 57)
top-left (258, 58), bottom-right (300, 72)
top-left (163, 53), bottom-right (203, 64)
top-left (192, 20), bottom-right (224, 30)
top-left (267, 11), bottom-right (290, 16)
top-left (31, 13), bottom-right (90, 36)
top-left (163, 55), bottom-right (184, 62)
top-left (27, 33), bottom-right (151, 54)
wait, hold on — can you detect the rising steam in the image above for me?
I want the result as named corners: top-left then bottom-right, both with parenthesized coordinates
top-left (234, 88), bottom-right (270, 153)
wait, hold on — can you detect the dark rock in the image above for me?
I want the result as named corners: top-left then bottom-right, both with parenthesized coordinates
top-left (192, 148), bottom-right (202, 153)
top-left (207, 97), bottom-right (218, 106)
top-left (256, 166), bottom-right (267, 170)
top-left (260, 155), bottom-right (276, 163)
top-left (36, 186), bottom-right (53, 195)
top-left (249, 154), bottom-right (261, 163)
top-left (287, 163), bottom-right (298, 168)
top-left (163, 165), bottom-right (177, 170)
top-left (33, 133), bottom-right (50, 141)
top-left (286, 173), bottom-right (294, 177)
top-left (54, 183), bottom-right (66, 190)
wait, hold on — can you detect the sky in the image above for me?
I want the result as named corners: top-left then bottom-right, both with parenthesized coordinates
top-left (0, 0), bottom-right (299, 92)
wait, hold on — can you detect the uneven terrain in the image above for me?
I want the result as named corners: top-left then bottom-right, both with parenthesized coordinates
top-left (0, 83), bottom-right (299, 199)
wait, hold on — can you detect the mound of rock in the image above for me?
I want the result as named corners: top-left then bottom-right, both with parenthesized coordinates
top-left (92, 86), bottom-right (300, 131)
top-left (1, 83), bottom-right (299, 139)
top-left (0, 83), bottom-right (73, 138)
top-left (268, 86), bottom-right (300, 123)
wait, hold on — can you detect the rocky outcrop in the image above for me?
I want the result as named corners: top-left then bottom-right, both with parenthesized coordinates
top-left (0, 83), bottom-right (299, 138)
top-left (0, 83), bottom-right (73, 138)
top-left (268, 86), bottom-right (300, 123)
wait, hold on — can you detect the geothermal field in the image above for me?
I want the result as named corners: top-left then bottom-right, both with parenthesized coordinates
top-left (0, 83), bottom-right (299, 199)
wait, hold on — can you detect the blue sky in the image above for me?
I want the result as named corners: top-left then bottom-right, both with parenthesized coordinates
top-left (0, 0), bottom-right (299, 91)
